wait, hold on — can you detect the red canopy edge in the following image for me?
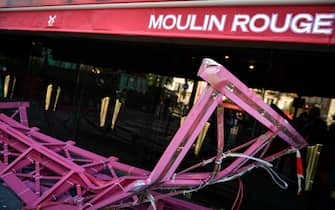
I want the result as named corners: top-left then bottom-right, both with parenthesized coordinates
top-left (0, 4), bottom-right (334, 45)
top-left (0, 0), bottom-right (333, 9)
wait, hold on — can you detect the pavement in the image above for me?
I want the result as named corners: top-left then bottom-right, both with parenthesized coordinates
top-left (0, 183), bottom-right (22, 210)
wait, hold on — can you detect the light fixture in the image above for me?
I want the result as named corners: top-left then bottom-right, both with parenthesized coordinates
top-left (224, 55), bottom-right (230, 59)
top-left (249, 64), bottom-right (255, 70)
top-left (92, 67), bottom-right (102, 74)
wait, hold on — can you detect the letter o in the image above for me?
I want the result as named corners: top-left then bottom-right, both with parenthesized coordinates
top-left (163, 15), bottom-right (177, 30)
top-left (250, 14), bottom-right (270, 32)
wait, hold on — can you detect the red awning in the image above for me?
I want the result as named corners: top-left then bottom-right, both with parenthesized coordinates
top-left (0, 0), bottom-right (334, 45)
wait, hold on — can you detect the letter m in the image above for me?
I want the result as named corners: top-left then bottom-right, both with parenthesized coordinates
top-left (149, 15), bottom-right (163, 29)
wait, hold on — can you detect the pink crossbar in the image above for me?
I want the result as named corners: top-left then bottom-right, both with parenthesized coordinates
top-left (0, 58), bottom-right (307, 210)
top-left (0, 101), bottom-right (29, 126)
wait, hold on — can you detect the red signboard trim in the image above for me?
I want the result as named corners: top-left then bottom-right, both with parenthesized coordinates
top-left (0, 5), bottom-right (334, 45)
top-left (0, 0), bottom-right (333, 10)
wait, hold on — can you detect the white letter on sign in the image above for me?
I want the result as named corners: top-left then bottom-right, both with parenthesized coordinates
top-left (163, 15), bottom-right (177, 30)
top-left (149, 15), bottom-right (163, 29)
top-left (176, 14), bottom-right (192, 30)
top-left (190, 14), bottom-right (203, 31)
top-left (232, 14), bottom-right (250, 32)
top-left (270, 13), bottom-right (292, 33)
top-left (291, 14), bottom-right (313, 34)
top-left (208, 15), bottom-right (226, 31)
top-left (249, 14), bottom-right (270, 32)
top-left (313, 13), bottom-right (335, 34)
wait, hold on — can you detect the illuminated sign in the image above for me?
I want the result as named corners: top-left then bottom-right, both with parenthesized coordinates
top-left (0, 4), bottom-right (334, 45)
top-left (148, 13), bottom-right (334, 34)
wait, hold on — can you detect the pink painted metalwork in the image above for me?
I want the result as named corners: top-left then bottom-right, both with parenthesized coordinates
top-left (0, 58), bottom-right (307, 210)
top-left (0, 101), bottom-right (29, 126)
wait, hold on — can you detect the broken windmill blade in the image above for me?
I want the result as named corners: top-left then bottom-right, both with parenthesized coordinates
top-left (0, 58), bottom-right (307, 210)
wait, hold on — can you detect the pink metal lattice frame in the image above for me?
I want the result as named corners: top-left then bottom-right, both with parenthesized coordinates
top-left (0, 58), bottom-right (307, 210)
